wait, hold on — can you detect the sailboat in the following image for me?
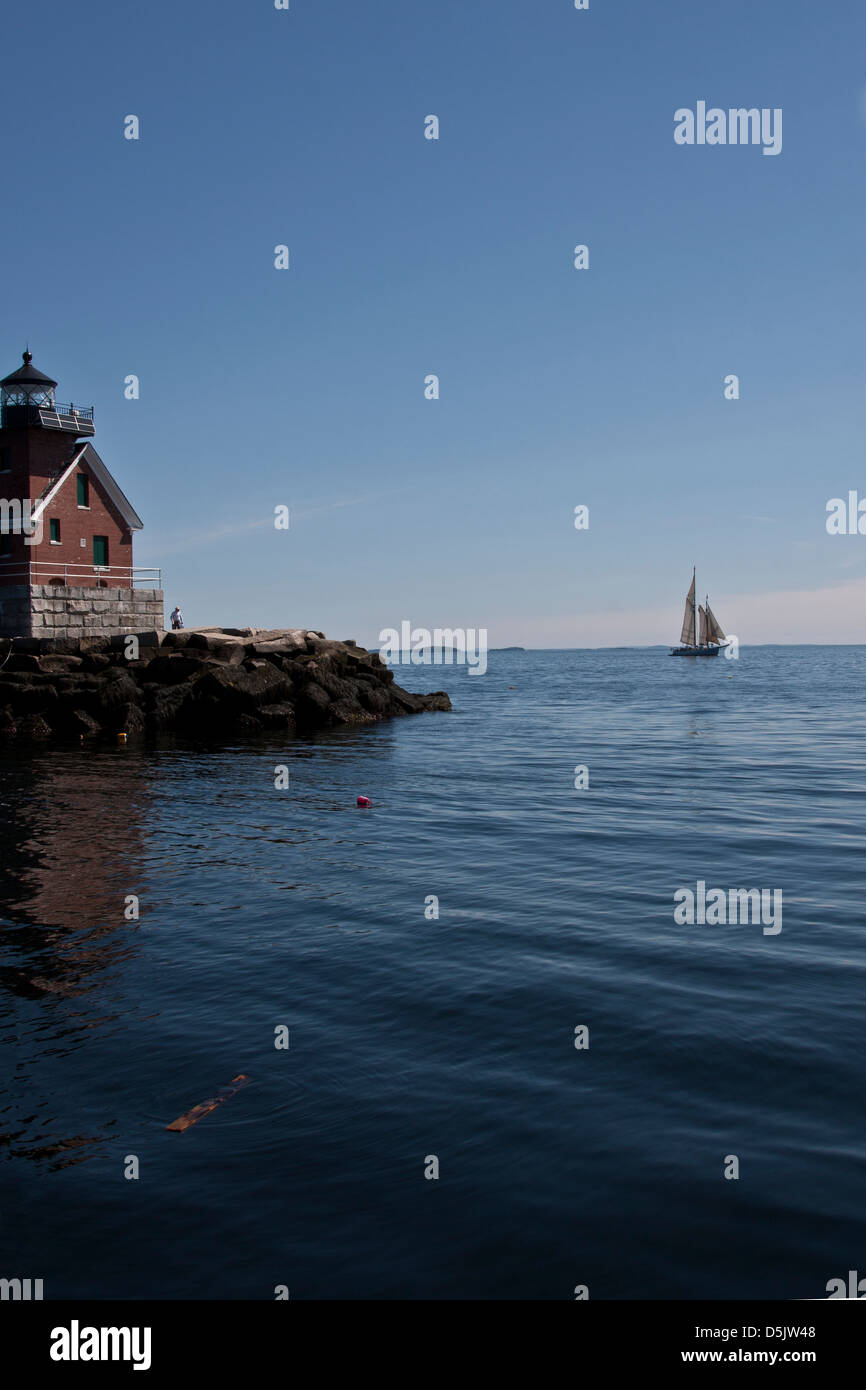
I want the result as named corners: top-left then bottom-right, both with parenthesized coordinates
top-left (671, 568), bottom-right (728, 657)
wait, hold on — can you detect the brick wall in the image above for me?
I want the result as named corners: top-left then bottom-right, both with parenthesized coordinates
top-left (0, 585), bottom-right (164, 639)
top-left (29, 473), bottom-right (133, 583)
top-left (0, 427), bottom-right (134, 588)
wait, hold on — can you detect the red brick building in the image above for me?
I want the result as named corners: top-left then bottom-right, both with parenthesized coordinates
top-left (0, 350), bottom-right (163, 638)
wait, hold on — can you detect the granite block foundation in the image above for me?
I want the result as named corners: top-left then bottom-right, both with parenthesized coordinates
top-left (0, 585), bottom-right (164, 639)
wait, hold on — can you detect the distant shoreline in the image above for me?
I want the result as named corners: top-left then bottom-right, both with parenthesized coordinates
top-left (360, 642), bottom-right (865, 653)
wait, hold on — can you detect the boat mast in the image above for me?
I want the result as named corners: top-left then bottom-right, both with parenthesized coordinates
top-left (677, 566), bottom-right (698, 651)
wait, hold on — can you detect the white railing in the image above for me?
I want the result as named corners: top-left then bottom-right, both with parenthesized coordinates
top-left (0, 560), bottom-right (162, 589)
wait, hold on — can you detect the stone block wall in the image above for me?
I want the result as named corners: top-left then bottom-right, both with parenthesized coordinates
top-left (0, 585), bottom-right (164, 639)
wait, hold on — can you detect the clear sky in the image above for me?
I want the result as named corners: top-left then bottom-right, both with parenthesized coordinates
top-left (2, 0), bottom-right (863, 645)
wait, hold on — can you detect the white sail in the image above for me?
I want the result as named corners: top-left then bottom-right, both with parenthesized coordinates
top-left (706, 602), bottom-right (726, 644)
top-left (698, 605), bottom-right (708, 646)
top-left (680, 573), bottom-right (696, 645)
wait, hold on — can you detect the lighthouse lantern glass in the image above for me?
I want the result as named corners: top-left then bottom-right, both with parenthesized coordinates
top-left (1, 384), bottom-right (55, 408)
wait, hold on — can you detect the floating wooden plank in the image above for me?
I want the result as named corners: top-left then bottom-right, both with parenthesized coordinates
top-left (165, 1074), bottom-right (251, 1132)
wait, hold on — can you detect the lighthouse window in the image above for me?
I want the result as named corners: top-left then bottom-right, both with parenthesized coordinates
top-left (0, 533), bottom-right (11, 557)
top-left (93, 536), bottom-right (108, 567)
top-left (50, 519), bottom-right (61, 543)
top-left (0, 448), bottom-right (10, 472)
top-left (77, 474), bottom-right (89, 507)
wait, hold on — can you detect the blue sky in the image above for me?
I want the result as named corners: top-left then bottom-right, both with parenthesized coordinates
top-left (2, 0), bottom-right (863, 644)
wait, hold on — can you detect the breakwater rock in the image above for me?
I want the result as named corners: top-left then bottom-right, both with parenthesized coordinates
top-left (0, 627), bottom-right (451, 741)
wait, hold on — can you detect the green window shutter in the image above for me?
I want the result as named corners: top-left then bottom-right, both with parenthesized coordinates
top-left (50, 519), bottom-right (60, 542)
top-left (77, 474), bottom-right (89, 506)
top-left (93, 536), bottom-right (108, 566)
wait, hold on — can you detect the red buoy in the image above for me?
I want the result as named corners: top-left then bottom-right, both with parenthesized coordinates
top-left (357, 795), bottom-right (372, 807)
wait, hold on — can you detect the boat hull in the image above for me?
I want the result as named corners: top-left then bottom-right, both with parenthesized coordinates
top-left (670, 646), bottom-right (720, 657)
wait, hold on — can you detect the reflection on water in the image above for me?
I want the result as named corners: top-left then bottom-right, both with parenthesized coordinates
top-left (0, 748), bottom-right (153, 1166)
top-left (0, 747), bottom-right (150, 979)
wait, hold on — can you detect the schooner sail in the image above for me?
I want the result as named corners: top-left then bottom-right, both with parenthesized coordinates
top-left (705, 603), bottom-right (725, 645)
top-left (672, 569), bottom-right (727, 657)
top-left (680, 573), bottom-right (696, 646)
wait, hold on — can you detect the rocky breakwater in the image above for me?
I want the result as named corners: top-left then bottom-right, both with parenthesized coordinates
top-left (0, 627), bottom-right (451, 741)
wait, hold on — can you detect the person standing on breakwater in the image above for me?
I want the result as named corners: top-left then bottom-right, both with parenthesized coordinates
top-left (170, 606), bottom-right (184, 630)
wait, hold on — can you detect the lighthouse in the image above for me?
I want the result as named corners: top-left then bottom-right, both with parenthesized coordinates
top-left (0, 351), bottom-right (163, 639)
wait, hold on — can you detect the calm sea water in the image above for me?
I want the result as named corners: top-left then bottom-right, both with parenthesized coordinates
top-left (1, 646), bottom-right (864, 1300)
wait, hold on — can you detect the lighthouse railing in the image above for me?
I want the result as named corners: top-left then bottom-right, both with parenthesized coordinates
top-left (0, 560), bottom-right (162, 589)
top-left (51, 402), bottom-right (95, 420)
